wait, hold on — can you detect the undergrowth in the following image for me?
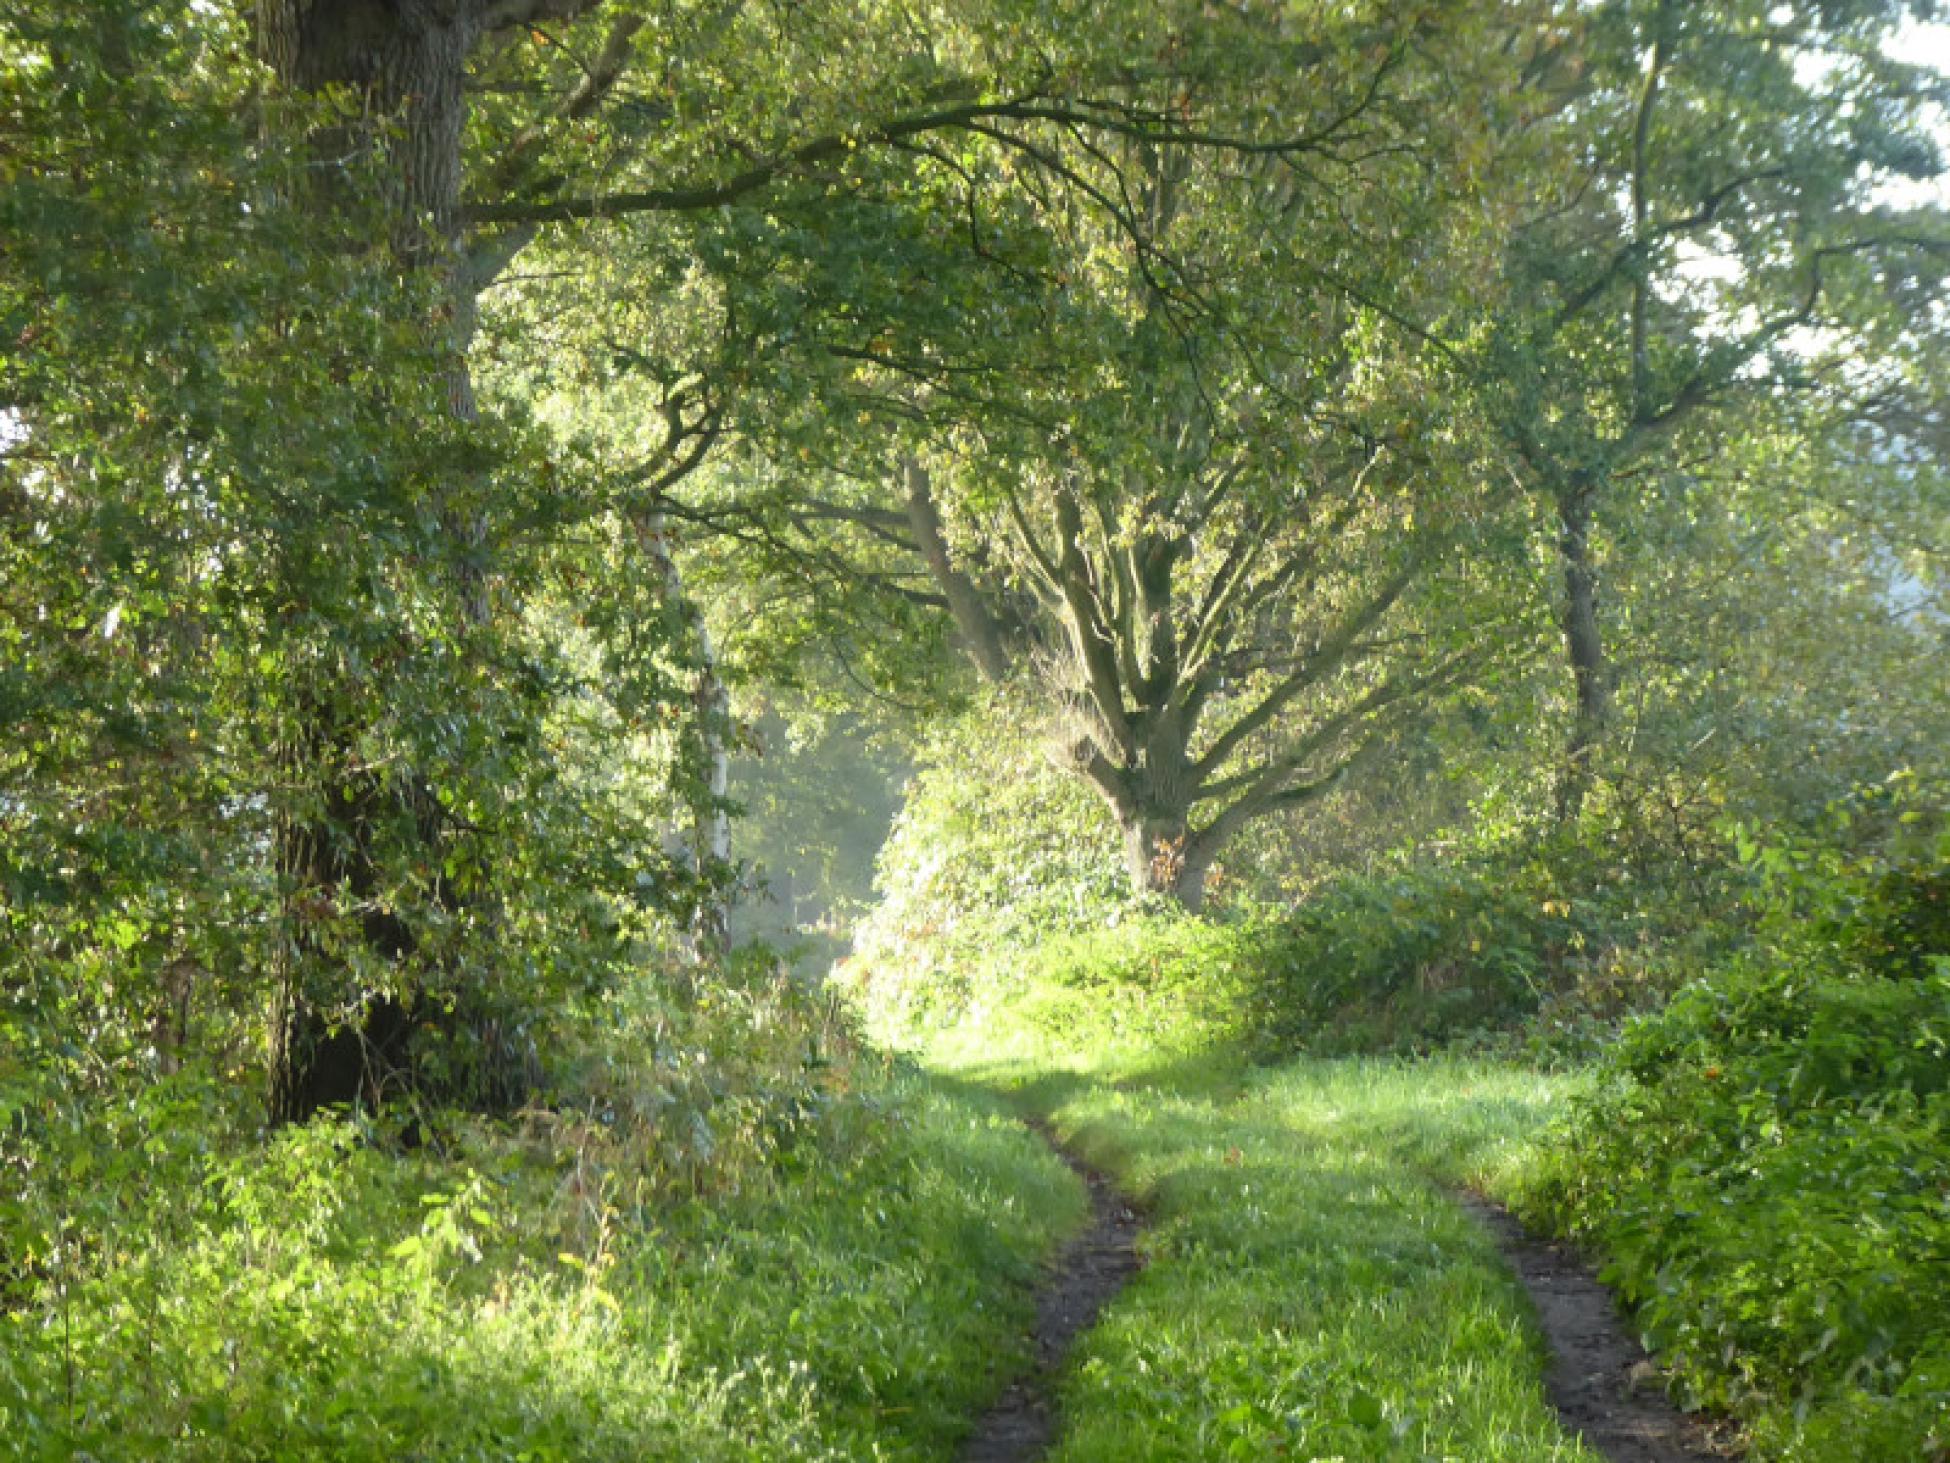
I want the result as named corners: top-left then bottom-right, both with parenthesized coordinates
top-left (1520, 782), bottom-right (1950, 1461)
top-left (0, 960), bottom-right (1082, 1460)
top-left (847, 799), bottom-right (1736, 1069)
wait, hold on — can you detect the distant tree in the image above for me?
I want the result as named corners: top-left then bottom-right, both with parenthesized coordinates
top-left (658, 15), bottom-right (1543, 908)
top-left (243, 0), bottom-right (1534, 1085)
top-left (1474, 0), bottom-right (1950, 814)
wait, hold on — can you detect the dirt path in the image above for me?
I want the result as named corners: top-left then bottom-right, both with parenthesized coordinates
top-left (958, 1129), bottom-right (1142, 1463)
top-left (1459, 1196), bottom-right (1732, 1462)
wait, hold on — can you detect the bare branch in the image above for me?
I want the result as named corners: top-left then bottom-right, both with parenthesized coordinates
top-left (1189, 554), bottom-right (1421, 782)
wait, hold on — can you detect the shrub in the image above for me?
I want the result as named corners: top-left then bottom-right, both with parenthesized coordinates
top-left (856, 703), bottom-right (1131, 956)
top-left (1245, 864), bottom-right (1569, 1054)
top-left (843, 907), bottom-right (1267, 1067)
top-left (1522, 777), bottom-right (1950, 1459)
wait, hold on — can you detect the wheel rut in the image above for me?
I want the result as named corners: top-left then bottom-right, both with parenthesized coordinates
top-left (959, 1124), bottom-right (1142, 1463)
top-left (1459, 1195), bottom-right (1734, 1462)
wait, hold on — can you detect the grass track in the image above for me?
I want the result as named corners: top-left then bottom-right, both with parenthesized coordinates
top-left (940, 1053), bottom-right (1599, 1461)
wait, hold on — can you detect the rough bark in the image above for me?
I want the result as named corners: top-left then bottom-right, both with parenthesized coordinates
top-left (257, 1), bottom-right (469, 256)
top-left (257, 0), bottom-right (578, 1120)
top-left (1120, 808), bottom-right (1211, 911)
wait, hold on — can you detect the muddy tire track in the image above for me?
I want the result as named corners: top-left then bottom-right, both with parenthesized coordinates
top-left (959, 1127), bottom-right (1141, 1463)
top-left (1460, 1195), bottom-right (1733, 1462)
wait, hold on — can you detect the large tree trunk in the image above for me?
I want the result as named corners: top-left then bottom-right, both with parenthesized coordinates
top-left (269, 725), bottom-right (426, 1121)
top-left (259, 0), bottom-right (496, 1122)
top-left (256, 2), bottom-right (470, 260)
top-left (1110, 735), bottom-right (1207, 910)
top-left (1119, 808), bottom-right (1212, 911)
top-left (1554, 479), bottom-right (1610, 822)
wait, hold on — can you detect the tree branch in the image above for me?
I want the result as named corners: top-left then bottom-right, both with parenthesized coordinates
top-left (1052, 483), bottom-right (1136, 758)
top-left (474, 0), bottom-right (610, 33)
top-left (461, 86), bottom-right (1410, 226)
top-left (1189, 554), bottom-right (1420, 782)
top-left (1188, 646), bottom-right (1476, 866)
top-left (901, 456), bottom-right (1012, 682)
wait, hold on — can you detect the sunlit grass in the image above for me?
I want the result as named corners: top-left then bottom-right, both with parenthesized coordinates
top-left (0, 1072), bottom-right (1084, 1461)
top-left (922, 960), bottom-right (1597, 1463)
top-left (1045, 1061), bottom-right (1592, 1462)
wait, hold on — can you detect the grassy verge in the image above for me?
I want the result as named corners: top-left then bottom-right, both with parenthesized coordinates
top-left (0, 1065), bottom-right (1082, 1461)
top-left (1515, 802), bottom-right (1950, 1462)
top-left (1520, 963), bottom-right (1950, 1461)
top-left (902, 879), bottom-right (1949, 1461)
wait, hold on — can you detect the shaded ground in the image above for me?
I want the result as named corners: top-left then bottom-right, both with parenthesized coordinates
top-left (958, 1128), bottom-right (1142, 1463)
top-left (1461, 1195), bottom-right (1734, 1462)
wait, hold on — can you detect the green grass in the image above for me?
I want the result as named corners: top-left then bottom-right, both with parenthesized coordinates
top-left (0, 1069), bottom-right (1083, 1461)
top-left (936, 1048), bottom-right (1592, 1462)
top-left (877, 882), bottom-right (1950, 1462)
top-left (905, 936), bottom-right (1598, 1461)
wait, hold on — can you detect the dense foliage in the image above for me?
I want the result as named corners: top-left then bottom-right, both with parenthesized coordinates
top-left (1, 953), bottom-right (1080, 1458)
top-left (1524, 780), bottom-right (1950, 1458)
top-left (853, 769), bottom-right (1950, 1459)
top-left (3, 0), bottom-right (1947, 1457)
top-left (848, 697), bottom-right (1753, 1061)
